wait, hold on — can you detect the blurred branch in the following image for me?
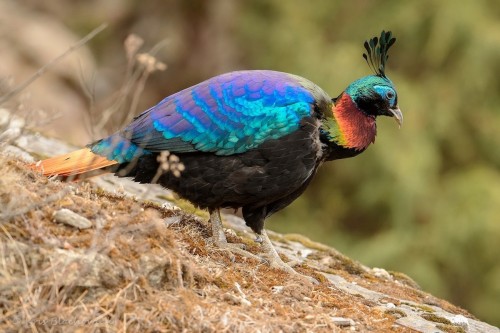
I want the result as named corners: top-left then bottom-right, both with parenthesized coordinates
top-left (122, 51), bottom-right (167, 127)
top-left (0, 23), bottom-right (108, 106)
top-left (95, 36), bottom-right (168, 132)
top-left (0, 187), bottom-right (73, 222)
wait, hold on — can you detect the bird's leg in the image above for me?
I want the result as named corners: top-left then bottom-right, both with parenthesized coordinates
top-left (209, 209), bottom-right (262, 262)
top-left (259, 229), bottom-right (318, 284)
top-left (210, 210), bottom-right (317, 283)
top-left (258, 229), bottom-right (297, 275)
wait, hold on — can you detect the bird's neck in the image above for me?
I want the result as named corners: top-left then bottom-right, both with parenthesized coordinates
top-left (321, 93), bottom-right (377, 151)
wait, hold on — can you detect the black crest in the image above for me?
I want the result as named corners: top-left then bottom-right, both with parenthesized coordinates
top-left (363, 30), bottom-right (396, 78)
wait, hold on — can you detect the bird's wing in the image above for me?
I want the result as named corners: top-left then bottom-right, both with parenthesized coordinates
top-left (92, 71), bottom-right (318, 161)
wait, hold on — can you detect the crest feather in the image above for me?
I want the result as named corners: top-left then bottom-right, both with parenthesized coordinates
top-left (362, 31), bottom-right (396, 78)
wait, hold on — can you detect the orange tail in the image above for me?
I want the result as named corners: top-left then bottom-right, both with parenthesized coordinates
top-left (31, 148), bottom-right (118, 178)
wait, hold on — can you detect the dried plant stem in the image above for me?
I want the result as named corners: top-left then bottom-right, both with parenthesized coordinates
top-left (120, 39), bottom-right (169, 127)
top-left (0, 24), bottom-right (107, 106)
top-left (0, 187), bottom-right (73, 222)
top-left (122, 68), bottom-right (151, 127)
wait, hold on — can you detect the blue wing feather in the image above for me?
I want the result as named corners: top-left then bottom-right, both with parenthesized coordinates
top-left (91, 70), bottom-right (318, 162)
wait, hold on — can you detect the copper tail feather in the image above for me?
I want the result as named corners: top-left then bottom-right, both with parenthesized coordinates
top-left (30, 148), bottom-right (118, 180)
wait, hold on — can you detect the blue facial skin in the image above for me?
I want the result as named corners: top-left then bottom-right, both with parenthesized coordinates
top-left (374, 85), bottom-right (397, 107)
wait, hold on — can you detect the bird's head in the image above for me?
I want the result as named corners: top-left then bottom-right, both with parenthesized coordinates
top-left (345, 74), bottom-right (402, 127)
top-left (348, 30), bottom-right (402, 126)
top-left (324, 31), bottom-right (402, 151)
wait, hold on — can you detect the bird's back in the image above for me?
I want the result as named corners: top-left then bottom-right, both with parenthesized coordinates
top-left (90, 70), bottom-right (332, 161)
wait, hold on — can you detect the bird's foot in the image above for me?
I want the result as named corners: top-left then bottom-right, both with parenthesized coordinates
top-left (209, 209), bottom-right (317, 283)
top-left (259, 230), bottom-right (319, 284)
top-left (213, 238), bottom-right (263, 263)
top-left (210, 209), bottom-right (263, 263)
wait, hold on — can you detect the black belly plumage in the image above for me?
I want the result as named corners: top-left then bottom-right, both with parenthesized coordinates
top-left (121, 117), bottom-right (324, 234)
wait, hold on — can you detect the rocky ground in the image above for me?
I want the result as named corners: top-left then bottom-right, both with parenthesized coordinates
top-left (1, 109), bottom-right (499, 332)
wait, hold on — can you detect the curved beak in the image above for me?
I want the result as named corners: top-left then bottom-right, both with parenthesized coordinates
top-left (389, 106), bottom-right (403, 128)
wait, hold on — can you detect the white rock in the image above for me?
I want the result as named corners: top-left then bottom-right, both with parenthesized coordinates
top-left (1, 145), bottom-right (35, 162)
top-left (449, 314), bottom-right (469, 329)
top-left (331, 317), bottom-right (355, 327)
top-left (164, 215), bottom-right (182, 226)
top-left (299, 248), bottom-right (314, 258)
top-left (53, 209), bottom-right (92, 229)
top-left (386, 302), bottom-right (396, 309)
top-left (372, 267), bottom-right (392, 279)
top-left (271, 286), bottom-right (284, 294)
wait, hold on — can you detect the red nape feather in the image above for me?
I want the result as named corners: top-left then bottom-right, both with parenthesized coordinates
top-left (333, 93), bottom-right (377, 150)
top-left (29, 148), bottom-right (118, 179)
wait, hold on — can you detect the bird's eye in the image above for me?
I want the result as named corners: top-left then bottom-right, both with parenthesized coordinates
top-left (386, 91), bottom-right (395, 99)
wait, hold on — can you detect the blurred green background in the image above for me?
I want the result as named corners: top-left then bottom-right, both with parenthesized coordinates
top-left (2, 0), bottom-right (499, 326)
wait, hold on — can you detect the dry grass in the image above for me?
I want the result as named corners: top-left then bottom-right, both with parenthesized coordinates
top-left (0, 155), bottom-right (419, 333)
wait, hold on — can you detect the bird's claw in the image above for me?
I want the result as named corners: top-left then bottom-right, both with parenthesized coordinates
top-left (214, 241), bottom-right (263, 263)
top-left (210, 209), bottom-right (259, 261)
top-left (259, 230), bottom-right (319, 284)
top-left (210, 210), bottom-right (317, 283)
top-left (254, 234), bottom-right (263, 243)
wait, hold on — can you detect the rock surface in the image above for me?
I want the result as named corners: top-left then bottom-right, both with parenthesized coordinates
top-left (53, 208), bottom-right (93, 229)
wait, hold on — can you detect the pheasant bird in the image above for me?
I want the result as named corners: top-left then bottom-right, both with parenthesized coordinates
top-left (32, 31), bottom-right (402, 278)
